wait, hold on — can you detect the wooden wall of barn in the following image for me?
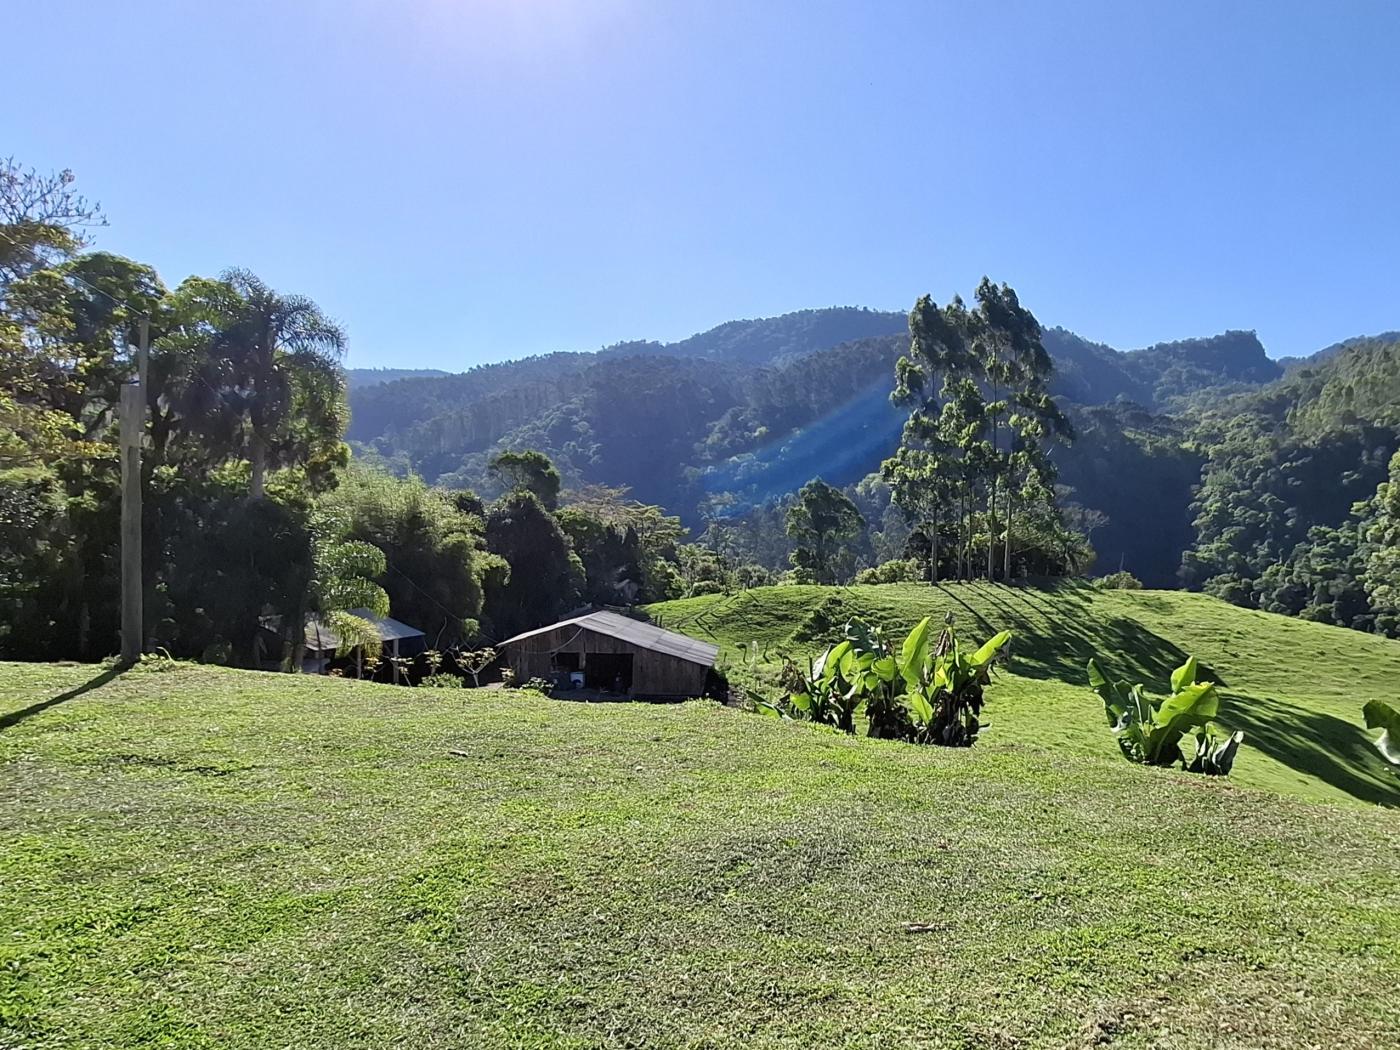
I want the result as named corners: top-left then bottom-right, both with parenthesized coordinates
top-left (502, 625), bottom-right (709, 698)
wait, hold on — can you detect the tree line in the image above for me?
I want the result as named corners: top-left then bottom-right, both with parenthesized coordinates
top-left (0, 158), bottom-right (754, 666)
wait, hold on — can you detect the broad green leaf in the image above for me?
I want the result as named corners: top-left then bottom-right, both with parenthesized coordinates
top-left (900, 617), bottom-right (932, 690)
top-left (745, 690), bottom-right (782, 718)
top-left (1170, 656), bottom-right (1199, 693)
top-left (969, 630), bottom-right (1012, 667)
top-left (1087, 658), bottom-right (1109, 690)
top-left (907, 691), bottom-right (934, 727)
top-left (872, 655), bottom-right (898, 682)
top-left (838, 646), bottom-right (859, 682)
top-left (819, 641), bottom-right (851, 682)
top-left (1149, 682), bottom-right (1219, 762)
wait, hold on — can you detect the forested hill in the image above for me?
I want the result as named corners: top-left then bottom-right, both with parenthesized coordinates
top-left (1043, 328), bottom-right (1280, 406)
top-left (346, 307), bottom-right (1285, 518)
top-left (616, 305), bottom-right (909, 365)
top-left (346, 367), bottom-right (449, 390)
top-left (345, 310), bottom-right (1400, 608)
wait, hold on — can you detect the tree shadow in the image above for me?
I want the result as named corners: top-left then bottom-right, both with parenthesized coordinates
top-left (1223, 693), bottom-right (1400, 807)
top-left (927, 582), bottom-right (1194, 688)
top-left (0, 665), bottom-right (126, 732)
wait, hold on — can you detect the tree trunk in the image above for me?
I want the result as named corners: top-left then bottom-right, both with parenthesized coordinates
top-left (250, 433), bottom-right (267, 499)
top-left (930, 524), bottom-right (939, 584)
top-left (1004, 486), bottom-right (1014, 582)
top-left (285, 591), bottom-right (307, 673)
top-left (986, 478), bottom-right (997, 581)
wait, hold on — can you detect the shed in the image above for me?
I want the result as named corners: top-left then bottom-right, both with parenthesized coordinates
top-left (258, 608), bottom-right (426, 675)
top-left (498, 610), bottom-right (719, 699)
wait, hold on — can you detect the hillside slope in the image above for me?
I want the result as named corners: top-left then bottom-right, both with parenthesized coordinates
top-left (647, 581), bottom-right (1400, 807)
top-left (2, 661), bottom-right (1398, 1048)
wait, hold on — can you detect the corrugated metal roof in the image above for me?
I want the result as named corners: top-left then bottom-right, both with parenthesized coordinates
top-left (301, 609), bottom-right (425, 652)
top-left (499, 610), bottom-right (719, 668)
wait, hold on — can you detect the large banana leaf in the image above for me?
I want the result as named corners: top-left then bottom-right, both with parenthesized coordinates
top-left (899, 617), bottom-right (933, 692)
top-left (815, 641), bottom-right (851, 683)
top-left (871, 655), bottom-right (898, 683)
top-left (1170, 656), bottom-right (1199, 693)
top-left (906, 690), bottom-right (934, 728)
top-left (1088, 659), bottom-right (1132, 728)
top-left (969, 630), bottom-right (1012, 668)
top-left (1144, 682), bottom-right (1219, 764)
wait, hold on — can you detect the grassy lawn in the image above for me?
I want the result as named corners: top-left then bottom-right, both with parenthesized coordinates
top-left (649, 581), bottom-right (1400, 807)
top-left (2, 649), bottom-right (1399, 1048)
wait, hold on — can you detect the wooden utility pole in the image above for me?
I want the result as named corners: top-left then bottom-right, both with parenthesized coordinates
top-left (119, 318), bottom-right (149, 665)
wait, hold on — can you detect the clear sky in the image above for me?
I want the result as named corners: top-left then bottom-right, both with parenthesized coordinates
top-left (9, 1), bottom-right (1400, 368)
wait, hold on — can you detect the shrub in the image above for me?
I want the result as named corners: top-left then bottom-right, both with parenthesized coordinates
top-left (1088, 655), bottom-right (1243, 774)
top-left (420, 673), bottom-right (464, 689)
top-left (854, 558), bottom-right (922, 585)
top-left (1095, 571), bottom-right (1144, 590)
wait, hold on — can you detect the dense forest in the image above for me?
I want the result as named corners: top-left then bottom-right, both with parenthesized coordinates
top-left (5, 154), bottom-right (1400, 667)
top-left (347, 295), bottom-right (1400, 636)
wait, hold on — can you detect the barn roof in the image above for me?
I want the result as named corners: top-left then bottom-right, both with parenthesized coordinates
top-left (499, 610), bottom-right (719, 668)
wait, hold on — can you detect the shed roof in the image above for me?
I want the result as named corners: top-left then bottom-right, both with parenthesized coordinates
top-left (499, 610), bottom-right (719, 668)
top-left (299, 609), bottom-right (425, 652)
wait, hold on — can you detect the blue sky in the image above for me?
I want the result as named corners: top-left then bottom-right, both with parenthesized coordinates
top-left (9, 1), bottom-right (1400, 368)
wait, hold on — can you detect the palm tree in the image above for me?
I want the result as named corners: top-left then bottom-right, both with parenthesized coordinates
top-left (204, 269), bottom-right (347, 498)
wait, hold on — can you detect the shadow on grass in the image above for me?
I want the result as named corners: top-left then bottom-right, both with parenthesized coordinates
top-left (1224, 693), bottom-right (1400, 807)
top-left (0, 665), bottom-right (126, 732)
top-left (929, 581), bottom-right (1195, 688)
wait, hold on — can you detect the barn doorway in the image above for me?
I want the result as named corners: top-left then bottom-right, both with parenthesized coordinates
top-left (585, 652), bottom-right (634, 693)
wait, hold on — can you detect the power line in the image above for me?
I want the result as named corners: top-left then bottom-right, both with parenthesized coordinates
top-left (382, 559), bottom-right (498, 641)
top-left (0, 226), bottom-right (150, 318)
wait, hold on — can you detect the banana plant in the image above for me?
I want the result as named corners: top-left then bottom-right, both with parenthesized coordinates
top-left (1088, 655), bottom-right (1242, 774)
top-left (1363, 699), bottom-right (1400, 767)
top-left (901, 620), bottom-right (1012, 747)
top-left (755, 614), bottom-right (1012, 748)
top-left (750, 642), bottom-right (864, 732)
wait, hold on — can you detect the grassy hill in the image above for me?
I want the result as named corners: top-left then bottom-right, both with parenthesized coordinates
top-left (648, 581), bottom-right (1400, 807)
top-left (3, 587), bottom-right (1400, 1047)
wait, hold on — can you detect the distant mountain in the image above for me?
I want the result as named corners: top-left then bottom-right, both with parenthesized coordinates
top-left (632, 306), bottom-right (907, 366)
top-left (1229, 334), bottom-right (1400, 435)
top-left (345, 306), bottom-right (1316, 528)
top-left (1278, 331), bottom-right (1400, 371)
top-left (346, 367), bottom-right (449, 390)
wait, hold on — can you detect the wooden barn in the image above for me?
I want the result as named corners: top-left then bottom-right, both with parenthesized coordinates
top-left (498, 610), bottom-right (719, 700)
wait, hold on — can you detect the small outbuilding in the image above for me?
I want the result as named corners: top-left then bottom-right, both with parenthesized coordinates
top-left (498, 610), bottom-right (719, 700)
top-left (258, 608), bottom-right (426, 676)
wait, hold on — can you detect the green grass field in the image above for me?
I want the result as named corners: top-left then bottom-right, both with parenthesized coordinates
top-left (649, 581), bottom-right (1400, 807)
top-left (3, 585), bottom-right (1399, 1048)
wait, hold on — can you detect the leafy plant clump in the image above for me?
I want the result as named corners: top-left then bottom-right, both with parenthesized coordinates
top-left (1095, 571), bottom-right (1144, 590)
top-left (754, 615), bottom-right (1011, 747)
top-left (1363, 699), bottom-right (1400, 766)
top-left (420, 673), bottom-right (465, 689)
top-left (1088, 655), bottom-right (1243, 775)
